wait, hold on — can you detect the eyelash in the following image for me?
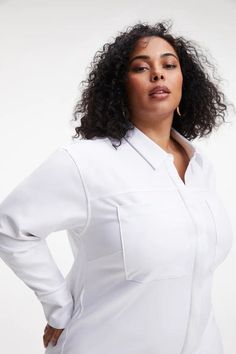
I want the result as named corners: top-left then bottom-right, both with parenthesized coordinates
top-left (132, 64), bottom-right (177, 72)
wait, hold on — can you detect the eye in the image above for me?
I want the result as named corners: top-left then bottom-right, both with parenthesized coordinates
top-left (164, 64), bottom-right (177, 69)
top-left (131, 66), bottom-right (149, 72)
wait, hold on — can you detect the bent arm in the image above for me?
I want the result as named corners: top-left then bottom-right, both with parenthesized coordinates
top-left (0, 147), bottom-right (88, 328)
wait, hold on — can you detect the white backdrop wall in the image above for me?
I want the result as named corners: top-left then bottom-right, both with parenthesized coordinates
top-left (0, 0), bottom-right (235, 353)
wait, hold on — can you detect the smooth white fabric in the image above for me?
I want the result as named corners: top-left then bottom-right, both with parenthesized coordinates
top-left (0, 125), bottom-right (233, 354)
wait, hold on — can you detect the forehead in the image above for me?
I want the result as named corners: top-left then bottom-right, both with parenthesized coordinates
top-left (131, 36), bottom-right (177, 56)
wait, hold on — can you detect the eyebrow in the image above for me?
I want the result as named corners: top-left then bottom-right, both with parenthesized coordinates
top-left (128, 53), bottom-right (179, 64)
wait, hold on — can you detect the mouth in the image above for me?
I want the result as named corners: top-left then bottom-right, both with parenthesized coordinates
top-left (148, 85), bottom-right (170, 100)
top-left (149, 93), bottom-right (170, 101)
top-left (149, 92), bottom-right (170, 100)
top-left (149, 85), bottom-right (171, 96)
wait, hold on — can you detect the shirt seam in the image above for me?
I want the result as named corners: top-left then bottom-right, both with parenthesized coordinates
top-left (60, 147), bottom-right (91, 239)
top-left (88, 187), bottom-right (211, 203)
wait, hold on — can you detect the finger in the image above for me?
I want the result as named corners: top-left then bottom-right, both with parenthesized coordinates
top-left (43, 335), bottom-right (51, 348)
top-left (43, 329), bottom-right (54, 348)
top-left (44, 324), bottom-right (49, 333)
top-left (44, 326), bottom-right (54, 337)
top-left (43, 328), bottom-right (64, 348)
top-left (43, 333), bottom-right (52, 348)
top-left (50, 329), bottom-right (64, 347)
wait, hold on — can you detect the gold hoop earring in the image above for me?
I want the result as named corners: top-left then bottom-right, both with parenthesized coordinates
top-left (176, 106), bottom-right (181, 116)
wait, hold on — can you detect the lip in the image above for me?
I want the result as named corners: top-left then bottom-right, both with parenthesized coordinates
top-left (149, 85), bottom-right (171, 96)
top-left (149, 92), bottom-right (170, 100)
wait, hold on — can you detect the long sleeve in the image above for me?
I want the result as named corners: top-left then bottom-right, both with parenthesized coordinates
top-left (0, 146), bottom-right (88, 328)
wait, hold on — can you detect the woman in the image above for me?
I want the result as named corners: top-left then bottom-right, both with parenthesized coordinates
top-left (0, 21), bottom-right (234, 354)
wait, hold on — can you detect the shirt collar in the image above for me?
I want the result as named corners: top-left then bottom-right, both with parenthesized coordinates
top-left (123, 124), bottom-right (202, 170)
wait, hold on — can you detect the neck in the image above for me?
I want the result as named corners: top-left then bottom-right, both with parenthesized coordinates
top-left (131, 120), bottom-right (175, 153)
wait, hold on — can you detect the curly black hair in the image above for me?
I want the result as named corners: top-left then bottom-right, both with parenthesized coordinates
top-left (71, 20), bottom-right (231, 148)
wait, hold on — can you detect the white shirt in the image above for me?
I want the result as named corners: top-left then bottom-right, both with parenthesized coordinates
top-left (0, 125), bottom-right (233, 354)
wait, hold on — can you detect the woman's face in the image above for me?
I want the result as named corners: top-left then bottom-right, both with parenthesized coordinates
top-left (125, 36), bottom-right (183, 123)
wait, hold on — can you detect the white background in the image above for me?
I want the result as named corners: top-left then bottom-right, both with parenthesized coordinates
top-left (0, 0), bottom-right (235, 353)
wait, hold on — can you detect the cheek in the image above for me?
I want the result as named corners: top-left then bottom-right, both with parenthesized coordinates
top-left (177, 71), bottom-right (183, 88)
top-left (126, 76), bottom-right (146, 98)
top-left (172, 73), bottom-right (183, 98)
top-left (178, 75), bottom-right (183, 90)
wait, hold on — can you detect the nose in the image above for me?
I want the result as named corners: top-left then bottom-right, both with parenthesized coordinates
top-left (151, 72), bottom-right (164, 82)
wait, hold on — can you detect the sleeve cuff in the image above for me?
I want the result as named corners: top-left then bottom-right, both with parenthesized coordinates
top-left (39, 280), bottom-right (74, 329)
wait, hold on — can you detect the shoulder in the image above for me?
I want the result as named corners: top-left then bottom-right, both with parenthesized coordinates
top-left (56, 136), bottom-right (120, 170)
top-left (60, 136), bottom-right (114, 155)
